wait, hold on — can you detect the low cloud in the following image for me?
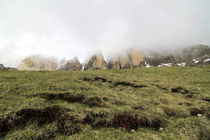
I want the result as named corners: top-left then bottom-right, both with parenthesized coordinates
top-left (0, 0), bottom-right (210, 67)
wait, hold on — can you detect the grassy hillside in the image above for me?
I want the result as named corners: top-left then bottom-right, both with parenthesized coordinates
top-left (0, 67), bottom-right (210, 140)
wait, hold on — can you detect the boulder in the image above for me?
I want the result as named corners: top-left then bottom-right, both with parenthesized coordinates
top-left (84, 54), bottom-right (107, 70)
top-left (58, 57), bottom-right (82, 71)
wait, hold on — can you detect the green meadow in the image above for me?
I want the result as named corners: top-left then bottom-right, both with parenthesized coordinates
top-left (0, 66), bottom-right (209, 140)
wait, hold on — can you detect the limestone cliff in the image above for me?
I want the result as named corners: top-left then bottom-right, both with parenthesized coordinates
top-left (84, 54), bottom-right (107, 70)
top-left (58, 57), bottom-right (82, 71)
top-left (18, 55), bottom-right (58, 70)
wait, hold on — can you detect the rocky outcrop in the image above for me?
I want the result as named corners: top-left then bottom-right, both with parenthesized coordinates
top-left (181, 45), bottom-right (210, 66)
top-left (107, 59), bottom-right (120, 69)
top-left (84, 54), bottom-right (107, 70)
top-left (128, 48), bottom-right (144, 68)
top-left (0, 64), bottom-right (5, 70)
top-left (144, 45), bottom-right (210, 67)
top-left (145, 55), bottom-right (177, 67)
top-left (181, 45), bottom-right (210, 59)
top-left (119, 52), bottom-right (132, 69)
top-left (188, 54), bottom-right (210, 67)
top-left (18, 55), bottom-right (58, 70)
top-left (58, 57), bottom-right (82, 71)
top-left (107, 48), bottom-right (144, 69)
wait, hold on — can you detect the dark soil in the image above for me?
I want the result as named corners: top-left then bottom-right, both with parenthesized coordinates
top-left (190, 108), bottom-right (205, 116)
top-left (113, 81), bottom-right (147, 88)
top-left (202, 98), bottom-right (210, 102)
top-left (171, 87), bottom-right (194, 98)
top-left (156, 85), bottom-right (168, 91)
top-left (83, 76), bottom-right (112, 83)
top-left (171, 87), bottom-right (189, 93)
top-left (83, 76), bottom-right (147, 89)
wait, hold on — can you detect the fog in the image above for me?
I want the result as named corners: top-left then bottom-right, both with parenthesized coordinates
top-left (0, 0), bottom-right (210, 67)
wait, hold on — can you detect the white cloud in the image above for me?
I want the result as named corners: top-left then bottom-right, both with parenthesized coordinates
top-left (0, 0), bottom-right (210, 67)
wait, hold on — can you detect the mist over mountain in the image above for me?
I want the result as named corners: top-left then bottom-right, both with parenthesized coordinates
top-left (0, 0), bottom-right (210, 67)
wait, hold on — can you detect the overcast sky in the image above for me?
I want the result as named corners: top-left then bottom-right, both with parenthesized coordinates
top-left (0, 0), bottom-right (210, 67)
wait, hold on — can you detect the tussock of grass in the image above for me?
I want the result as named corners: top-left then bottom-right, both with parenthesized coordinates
top-left (82, 96), bottom-right (104, 107)
top-left (189, 108), bottom-right (206, 116)
top-left (32, 92), bottom-right (85, 103)
top-left (162, 106), bottom-right (189, 118)
top-left (0, 106), bottom-right (82, 138)
top-left (110, 112), bottom-right (164, 131)
top-left (0, 106), bottom-right (63, 136)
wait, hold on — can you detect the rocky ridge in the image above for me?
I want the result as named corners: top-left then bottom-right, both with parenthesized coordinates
top-left (144, 45), bottom-right (210, 68)
top-left (107, 48), bottom-right (144, 69)
top-left (57, 57), bottom-right (82, 71)
top-left (84, 53), bottom-right (107, 70)
top-left (18, 54), bottom-right (58, 70)
top-left (12, 45), bottom-right (210, 71)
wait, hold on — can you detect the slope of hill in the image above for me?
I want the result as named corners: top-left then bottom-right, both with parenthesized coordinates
top-left (145, 45), bottom-right (210, 67)
top-left (0, 67), bottom-right (210, 140)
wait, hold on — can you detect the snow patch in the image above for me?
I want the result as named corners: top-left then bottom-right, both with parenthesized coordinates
top-left (144, 61), bottom-right (152, 68)
top-left (177, 63), bottom-right (186, 66)
top-left (158, 63), bottom-right (173, 67)
top-left (193, 59), bottom-right (199, 63)
top-left (82, 65), bottom-right (85, 71)
top-left (145, 65), bottom-right (152, 68)
top-left (204, 58), bottom-right (210, 63)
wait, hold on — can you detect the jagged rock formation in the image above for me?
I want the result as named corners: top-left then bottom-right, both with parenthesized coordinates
top-left (107, 48), bottom-right (144, 69)
top-left (57, 57), bottom-right (82, 71)
top-left (0, 64), bottom-right (5, 70)
top-left (128, 48), bottom-right (144, 68)
top-left (118, 52), bottom-right (132, 69)
top-left (84, 54), bottom-right (107, 70)
top-left (11, 45), bottom-right (210, 71)
top-left (18, 55), bottom-right (58, 70)
top-left (107, 59), bottom-right (121, 69)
